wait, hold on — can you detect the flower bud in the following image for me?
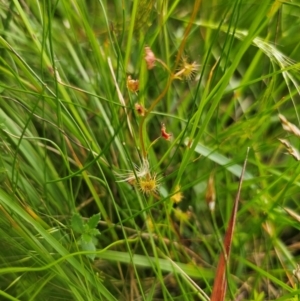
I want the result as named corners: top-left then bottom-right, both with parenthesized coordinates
top-left (144, 46), bottom-right (156, 70)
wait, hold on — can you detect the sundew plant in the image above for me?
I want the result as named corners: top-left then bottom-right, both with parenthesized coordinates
top-left (1, 1), bottom-right (300, 300)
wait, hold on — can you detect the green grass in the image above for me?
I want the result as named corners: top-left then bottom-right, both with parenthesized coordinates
top-left (1, 0), bottom-right (300, 300)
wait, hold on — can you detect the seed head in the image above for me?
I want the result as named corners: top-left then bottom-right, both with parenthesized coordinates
top-left (293, 264), bottom-right (300, 282)
top-left (279, 114), bottom-right (300, 137)
top-left (115, 159), bottom-right (160, 196)
top-left (175, 57), bottom-right (199, 80)
top-left (138, 173), bottom-right (160, 196)
top-left (278, 138), bottom-right (300, 161)
top-left (205, 174), bottom-right (216, 212)
top-left (115, 158), bottom-right (149, 183)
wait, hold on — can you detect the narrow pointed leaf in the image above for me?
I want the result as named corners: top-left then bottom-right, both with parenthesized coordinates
top-left (210, 148), bottom-right (249, 301)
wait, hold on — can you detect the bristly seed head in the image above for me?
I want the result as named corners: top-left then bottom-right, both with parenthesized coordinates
top-left (115, 158), bottom-right (160, 196)
top-left (175, 56), bottom-right (199, 80)
top-left (138, 173), bottom-right (160, 196)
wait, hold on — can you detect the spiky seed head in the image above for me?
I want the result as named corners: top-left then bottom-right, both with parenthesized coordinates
top-left (138, 173), bottom-right (160, 196)
top-left (176, 57), bottom-right (199, 80)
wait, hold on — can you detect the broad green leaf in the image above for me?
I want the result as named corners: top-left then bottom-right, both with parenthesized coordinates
top-left (87, 213), bottom-right (101, 229)
top-left (71, 213), bottom-right (84, 234)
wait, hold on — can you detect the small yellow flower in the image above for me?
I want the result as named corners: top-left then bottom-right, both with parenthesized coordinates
top-left (173, 208), bottom-right (191, 223)
top-left (171, 185), bottom-right (183, 204)
top-left (175, 57), bottom-right (199, 80)
top-left (127, 75), bottom-right (139, 93)
top-left (145, 216), bottom-right (155, 232)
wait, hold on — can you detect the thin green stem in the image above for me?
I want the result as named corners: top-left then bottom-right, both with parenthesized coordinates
top-left (139, 0), bottom-right (201, 159)
top-left (139, 76), bottom-right (173, 158)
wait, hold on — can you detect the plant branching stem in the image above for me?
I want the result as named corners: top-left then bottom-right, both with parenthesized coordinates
top-left (139, 76), bottom-right (173, 158)
top-left (139, 0), bottom-right (201, 159)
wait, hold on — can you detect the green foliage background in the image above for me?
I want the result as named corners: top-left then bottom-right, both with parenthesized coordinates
top-left (1, 0), bottom-right (300, 300)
